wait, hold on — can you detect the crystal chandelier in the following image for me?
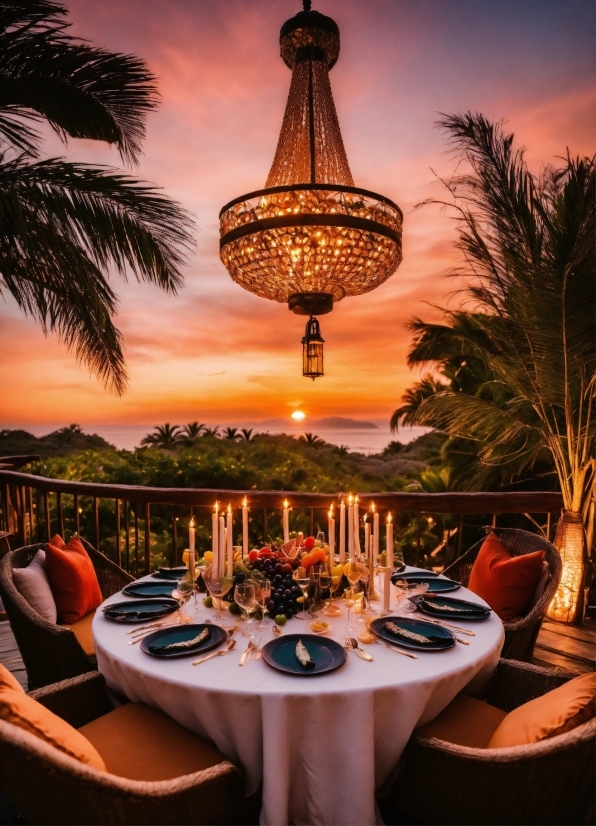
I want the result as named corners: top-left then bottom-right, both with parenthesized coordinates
top-left (219, 0), bottom-right (403, 378)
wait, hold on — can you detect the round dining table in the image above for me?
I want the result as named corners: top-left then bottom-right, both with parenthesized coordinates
top-left (93, 569), bottom-right (504, 826)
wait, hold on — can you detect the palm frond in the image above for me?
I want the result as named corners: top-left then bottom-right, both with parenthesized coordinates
top-left (0, 0), bottom-right (158, 163)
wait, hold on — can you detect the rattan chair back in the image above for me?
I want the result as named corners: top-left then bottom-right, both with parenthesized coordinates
top-left (443, 527), bottom-right (562, 661)
top-left (381, 659), bottom-right (595, 826)
top-left (0, 539), bottom-right (133, 689)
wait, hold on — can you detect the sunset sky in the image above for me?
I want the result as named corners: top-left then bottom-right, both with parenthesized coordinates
top-left (1, 0), bottom-right (593, 433)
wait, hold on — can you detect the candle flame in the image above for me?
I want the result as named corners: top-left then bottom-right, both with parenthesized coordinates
top-left (387, 512), bottom-right (392, 524)
top-left (283, 498), bottom-right (289, 508)
top-left (348, 493), bottom-right (353, 505)
top-left (328, 508), bottom-right (333, 519)
top-left (190, 517), bottom-right (195, 529)
top-left (227, 502), bottom-right (232, 515)
top-left (243, 496), bottom-right (247, 507)
top-left (214, 501), bottom-right (219, 514)
top-left (370, 503), bottom-right (375, 513)
top-left (355, 495), bottom-right (359, 504)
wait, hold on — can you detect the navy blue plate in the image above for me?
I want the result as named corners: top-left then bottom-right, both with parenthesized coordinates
top-left (152, 567), bottom-right (188, 581)
top-left (261, 633), bottom-right (346, 676)
top-left (392, 573), bottom-right (461, 593)
top-left (141, 623), bottom-right (227, 658)
top-left (417, 595), bottom-right (491, 620)
top-left (370, 616), bottom-right (456, 651)
top-left (123, 581), bottom-right (176, 599)
top-left (102, 598), bottom-right (179, 623)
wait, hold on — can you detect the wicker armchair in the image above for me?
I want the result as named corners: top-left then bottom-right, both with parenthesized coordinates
top-left (443, 527), bottom-right (562, 661)
top-left (380, 659), bottom-right (595, 826)
top-left (0, 671), bottom-right (249, 825)
top-left (0, 538), bottom-right (134, 689)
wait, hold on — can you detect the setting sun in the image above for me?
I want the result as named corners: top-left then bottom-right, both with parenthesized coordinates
top-left (291, 411), bottom-right (306, 421)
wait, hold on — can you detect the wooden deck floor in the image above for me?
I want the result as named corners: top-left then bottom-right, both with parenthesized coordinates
top-left (0, 616), bottom-right (593, 690)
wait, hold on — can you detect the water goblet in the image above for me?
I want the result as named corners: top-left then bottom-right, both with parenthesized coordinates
top-left (174, 574), bottom-right (194, 621)
top-left (235, 582), bottom-right (258, 636)
top-left (343, 587), bottom-right (358, 631)
top-left (322, 567), bottom-right (343, 617)
top-left (292, 566), bottom-right (310, 620)
top-left (394, 579), bottom-right (423, 613)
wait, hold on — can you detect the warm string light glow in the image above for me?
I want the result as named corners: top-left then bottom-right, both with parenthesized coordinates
top-left (547, 511), bottom-right (585, 623)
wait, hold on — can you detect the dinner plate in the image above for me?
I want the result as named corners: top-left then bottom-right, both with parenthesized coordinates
top-left (370, 616), bottom-right (456, 651)
top-left (391, 573), bottom-right (461, 593)
top-left (417, 595), bottom-right (491, 620)
top-left (140, 623), bottom-right (227, 658)
top-left (151, 567), bottom-right (188, 581)
top-left (122, 581), bottom-right (176, 599)
top-left (102, 598), bottom-right (179, 623)
top-left (261, 634), bottom-right (346, 676)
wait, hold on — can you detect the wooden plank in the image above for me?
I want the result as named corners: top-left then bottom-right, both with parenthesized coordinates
top-left (537, 627), bottom-right (595, 661)
top-left (542, 619), bottom-right (595, 645)
top-left (534, 644), bottom-right (593, 675)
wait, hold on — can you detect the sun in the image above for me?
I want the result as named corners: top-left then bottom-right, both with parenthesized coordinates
top-left (291, 411), bottom-right (306, 421)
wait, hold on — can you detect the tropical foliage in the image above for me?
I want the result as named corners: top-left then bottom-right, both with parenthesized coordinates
top-left (393, 113), bottom-right (595, 530)
top-left (0, 0), bottom-right (194, 393)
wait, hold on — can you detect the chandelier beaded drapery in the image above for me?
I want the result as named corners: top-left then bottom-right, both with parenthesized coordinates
top-left (219, 1), bottom-right (403, 378)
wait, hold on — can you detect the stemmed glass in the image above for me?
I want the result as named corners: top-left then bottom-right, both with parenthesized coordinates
top-left (322, 566), bottom-right (342, 617)
top-left (174, 574), bottom-right (194, 622)
top-left (394, 580), bottom-right (429, 613)
top-left (292, 566), bottom-right (310, 620)
top-left (235, 582), bottom-right (258, 636)
top-left (203, 568), bottom-right (233, 622)
top-left (313, 564), bottom-right (332, 617)
top-left (255, 579), bottom-right (271, 629)
top-left (343, 587), bottom-right (358, 631)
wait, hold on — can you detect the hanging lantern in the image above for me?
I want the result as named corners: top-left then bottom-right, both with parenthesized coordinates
top-left (302, 316), bottom-right (324, 379)
top-left (547, 510), bottom-right (585, 624)
top-left (219, 0), bottom-right (403, 378)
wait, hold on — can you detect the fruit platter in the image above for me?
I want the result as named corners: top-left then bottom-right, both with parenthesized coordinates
top-left (198, 535), bottom-right (346, 626)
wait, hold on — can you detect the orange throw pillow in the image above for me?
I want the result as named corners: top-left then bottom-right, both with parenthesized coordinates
top-left (488, 673), bottom-right (596, 748)
top-left (467, 533), bottom-right (545, 621)
top-left (44, 536), bottom-right (103, 624)
top-left (0, 664), bottom-right (106, 771)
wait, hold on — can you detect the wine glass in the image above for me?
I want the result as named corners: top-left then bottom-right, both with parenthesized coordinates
top-left (255, 579), bottom-right (271, 629)
top-left (343, 587), bottom-right (358, 631)
top-left (292, 566), bottom-right (310, 620)
top-left (235, 582), bottom-right (258, 635)
top-left (322, 566), bottom-right (343, 617)
top-left (174, 573), bottom-right (194, 622)
top-left (314, 564), bottom-right (332, 616)
top-left (203, 569), bottom-right (232, 621)
top-left (394, 579), bottom-right (429, 613)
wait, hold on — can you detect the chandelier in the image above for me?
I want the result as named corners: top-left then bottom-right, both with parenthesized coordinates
top-left (219, 0), bottom-right (403, 378)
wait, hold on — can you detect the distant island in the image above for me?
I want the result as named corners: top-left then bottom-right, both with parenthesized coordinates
top-left (257, 417), bottom-right (379, 430)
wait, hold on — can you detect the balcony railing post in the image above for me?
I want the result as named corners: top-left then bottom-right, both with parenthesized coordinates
top-left (44, 492), bottom-right (51, 541)
top-left (134, 505), bottom-right (139, 576)
top-left (173, 513), bottom-right (178, 566)
top-left (263, 508), bottom-right (268, 543)
top-left (144, 503), bottom-right (151, 574)
top-left (93, 497), bottom-right (100, 551)
top-left (115, 499), bottom-right (121, 568)
top-left (125, 500), bottom-right (130, 573)
top-left (74, 494), bottom-right (80, 535)
top-left (57, 492), bottom-right (64, 538)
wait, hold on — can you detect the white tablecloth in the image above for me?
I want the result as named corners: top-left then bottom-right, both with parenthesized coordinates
top-left (93, 571), bottom-right (504, 826)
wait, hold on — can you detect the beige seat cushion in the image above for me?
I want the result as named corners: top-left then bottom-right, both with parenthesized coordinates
top-left (0, 664), bottom-right (106, 771)
top-left (61, 610), bottom-right (95, 658)
top-left (79, 702), bottom-right (230, 781)
top-left (488, 673), bottom-right (596, 748)
top-left (416, 694), bottom-right (507, 749)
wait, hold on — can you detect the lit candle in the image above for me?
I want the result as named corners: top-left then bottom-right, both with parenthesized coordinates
top-left (226, 504), bottom-right (234, 577)
top-left (188, 517), bottom-right (196, 581)
top-left (348, 494), bottom-right (354, 561)
top-left (242, 496), bottom-right (249, 558)
top-left (384, 512), bottom-right (394, 612)
top-left (364, 515), bottom-right (370, 567)
top-left (328, 506), bottom-right (335, 559)
top-left (372, 503), bottom-right (379, 563)
top-left (282, 499), bottom-right (290, 543)
top-left (218, 514), bottom-right (226, 577)
top-left (353, 496), bottom-right (361, 559)
top-left (339, 499), bottom-right (346, 564)
top-left (212, 502), bottom-right (219, 572)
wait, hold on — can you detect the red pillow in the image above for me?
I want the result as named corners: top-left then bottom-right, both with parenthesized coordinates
top-left (44, 536), bottom-right (103, 624)
top-left (467, 533), bottom-right (545, 621)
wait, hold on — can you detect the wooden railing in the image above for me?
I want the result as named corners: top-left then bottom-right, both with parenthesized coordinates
top-left (0, 468), bottom-right (563, 577)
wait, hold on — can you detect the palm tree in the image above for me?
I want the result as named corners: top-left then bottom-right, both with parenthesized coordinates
top-left (0, 1), bottom-right (194, 393)
top-left (140, 424), bottom-right (182, 450)
top-left (201, 427), bottom-right (220, 439)
top-left (223, 427), bottom-right (239, 440)
top-left (299, 432), bottom-right (325, 447)
top-left (239, 428), bottom-right (255, 442)
top-left (398, 112), bottom-right (595, 622)
top-left (180, 422), bottom-right (205, 446)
